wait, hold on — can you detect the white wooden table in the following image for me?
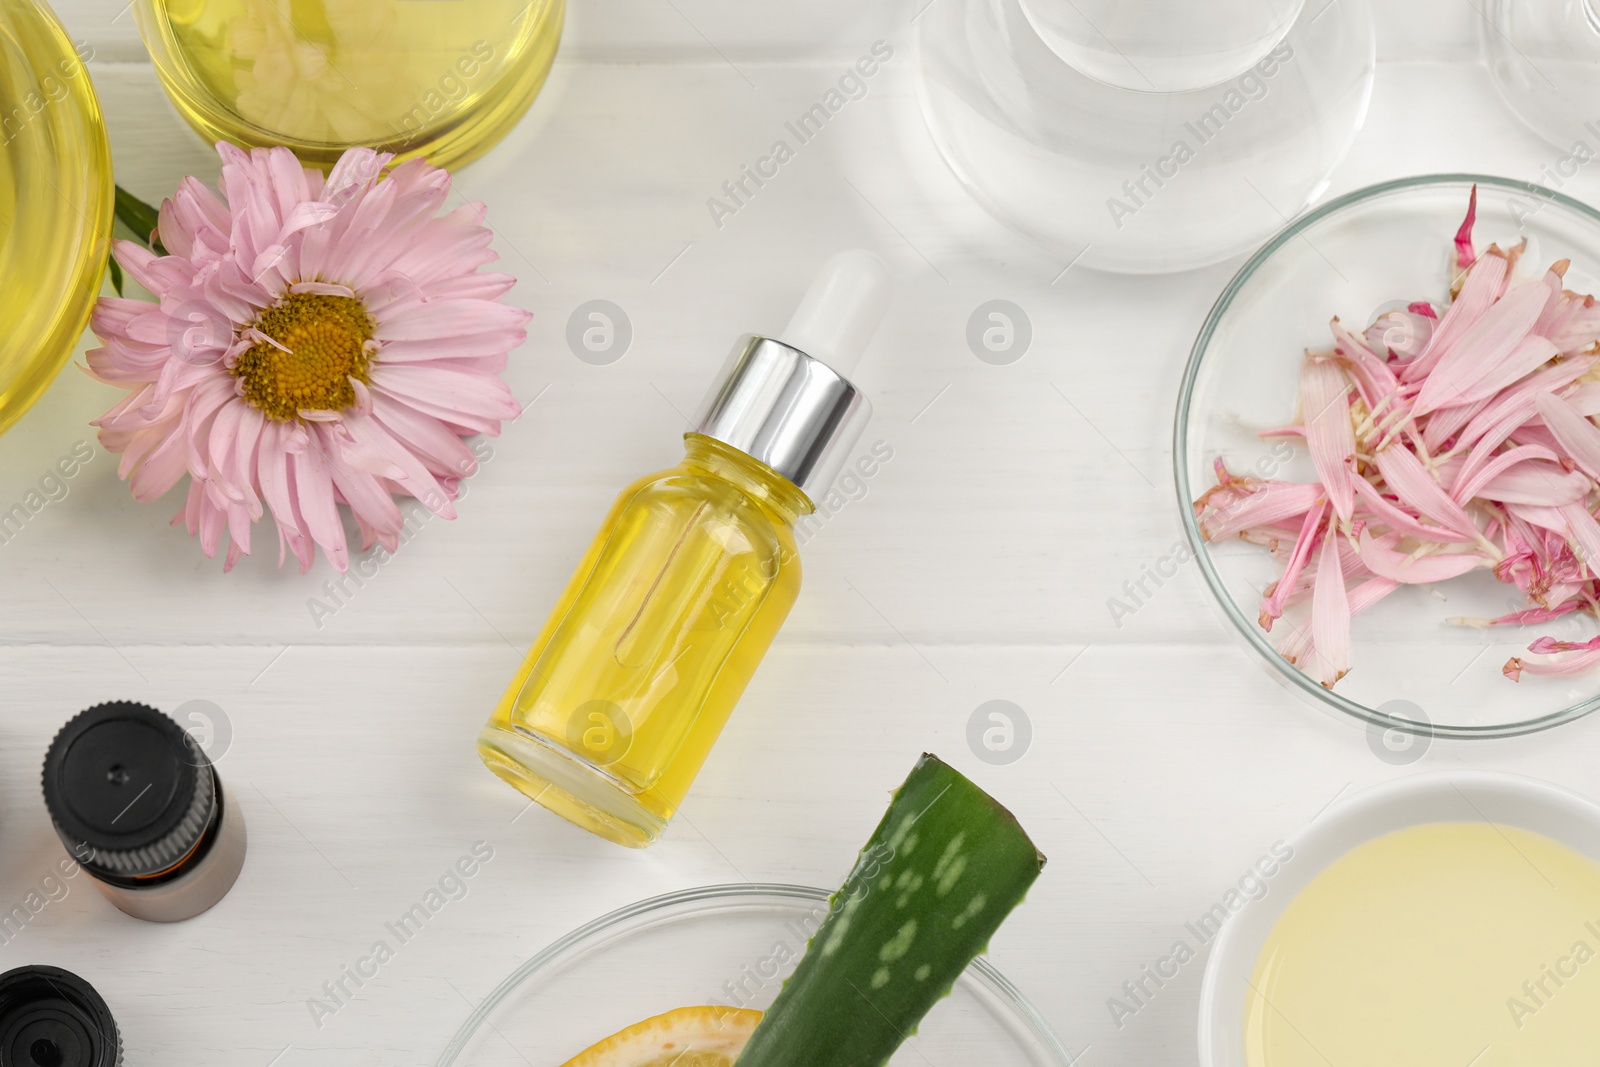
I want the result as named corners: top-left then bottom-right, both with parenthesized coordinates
top-left (5, 1), bottom-right (1598, 1063)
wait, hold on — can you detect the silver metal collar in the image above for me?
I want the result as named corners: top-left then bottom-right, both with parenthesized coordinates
top-left (688, 335), bottom-right (872, 500)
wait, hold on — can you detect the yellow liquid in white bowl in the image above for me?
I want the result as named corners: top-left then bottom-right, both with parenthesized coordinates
top-left (1246, 822), bottom-right (1600, 1067)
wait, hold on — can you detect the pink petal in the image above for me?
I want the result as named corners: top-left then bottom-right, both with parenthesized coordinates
top-left (1558, 503), bottom-right (1600, 581)
top-left (1489, 603), bottom-right (1582, 626)
top-left (1260, 500), bottom-right (1328, 631)
top-left (369, 399), bottom-right (479, 479)
top-left (294, 442), bottom-right (349, 572)
top-left (374, 333), bottom-right (528, 363)
top-left (1334, 318), bottom-right (1402, 407)
top-left (1413, 282), bottom-right (1554, 414)
top-left (1506, 636), bottom-right (1600, 680)
top-left (1529, 265), bottom-right (1568, 337)
top-left (1362, 311), bottom-right (1433, 362)
top-left (1564, 381), bottom-right (1600, 416)
top-left (1450, 443), bottom-right (1559, 504)
top-left (1422, 394), bottom-right (1489, 452)
top-left (375, 298), bottom-right (530, 343)
top-left (1356, 529), bottom-right (1486, 583)
top-left (1280, 575), bottom-right (1398, 666)
top-left (1506, 502), bottom-right (1569, 536)
top-left (127, 425), bottom-right (191, 502)
top-left (1529, 635), bottom-right (1600, 655)
top-left (1548, 294), bottom-right (1600, 355)
top-left (1453, 356), bottom-right (1595, 457)
top-left (1471, 335), bottom-right (1561, 401)
top-left (342, 412), bottom-right (458, 519)
top-left (1198, 479), bottom-right (1323, 541)
top-left (1351, 476), bottom-right (1465, 542)
top-left (326, 457), bottom-right (404, 548)
top-left (1510, 421), bottom-right (1564, 455)
top-left (1478, 461), bottom-right (1591, 506)
top-left (233, 406), bottom-right (265, 519)
top-left (1454, 184), bottom-right (1478, 270)
top-left (257, 421), bottom-right (312, 573)
top-left (1307, 528), bottom-right (1352, 687)
top-left (1301, 357), bottom-right (1356, 521)
top-left (1535, 390), bottom-right (1600, 482)
top-left (368, 364), bottom-right (519, 424)
top-left (1373, 445), bottom-right (1478, 540)
top-left (1403, 250), bottom-right (1509, 383)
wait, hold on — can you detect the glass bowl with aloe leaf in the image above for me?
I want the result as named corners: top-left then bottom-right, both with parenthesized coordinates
top-left (437, 755), bottom-right (1075, 1067)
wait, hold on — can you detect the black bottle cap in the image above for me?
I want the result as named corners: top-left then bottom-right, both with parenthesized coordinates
top-left (0, 966), bottom-right (120, 1067)
top-left (42, 703), bottom-right (215, 879)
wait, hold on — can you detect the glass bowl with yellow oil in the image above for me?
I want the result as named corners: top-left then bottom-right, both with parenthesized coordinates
top-left (1199, 772), bottom-right (1600, 1067)
top-left (131, 0), bottom-right (564, 169)
top-left (436, 884), bottom-right (1077, 1067)
top-left (0, 0), bottom-right (113, 440)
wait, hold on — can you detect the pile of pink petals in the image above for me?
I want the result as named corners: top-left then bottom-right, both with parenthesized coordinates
top-left (1194, 189), bottom-right (1600, 687)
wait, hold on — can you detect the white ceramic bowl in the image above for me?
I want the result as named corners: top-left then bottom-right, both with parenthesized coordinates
top-left (1197, 771), bottom-right (1600, 1067)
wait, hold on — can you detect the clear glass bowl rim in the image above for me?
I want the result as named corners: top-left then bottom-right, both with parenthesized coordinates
top-left (1172, 172), bottom-right (1600, 741)
top-left (434, 882), bottom-right (1075, 1066)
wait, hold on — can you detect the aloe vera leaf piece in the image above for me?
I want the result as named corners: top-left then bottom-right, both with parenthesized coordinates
top-left (736, 753), bottom-right (1045, 1067)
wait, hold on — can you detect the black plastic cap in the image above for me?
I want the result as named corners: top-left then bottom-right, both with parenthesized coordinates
top-left (0, 966), bottom-right (120, 1067)
top-left (42, 703), bottom-right (212, 878)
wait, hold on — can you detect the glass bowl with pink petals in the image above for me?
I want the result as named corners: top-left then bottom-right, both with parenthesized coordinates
top-left (1176, 173), bottom-right (1600, 739)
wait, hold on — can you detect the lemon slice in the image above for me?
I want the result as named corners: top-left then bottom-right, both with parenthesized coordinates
top-left (558, 1005), bottom-right (763, 1067)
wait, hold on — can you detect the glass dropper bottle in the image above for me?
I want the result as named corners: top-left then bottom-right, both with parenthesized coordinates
top-left (479, 251), bottom-right (892, 847)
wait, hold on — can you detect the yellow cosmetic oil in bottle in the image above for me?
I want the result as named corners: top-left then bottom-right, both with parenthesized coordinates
top-left (0, 0), bottom-right (113, 439)
top-left (132, 0), bottom-right (564, 168)
top-left (480, 252), bottom-right (892, 847)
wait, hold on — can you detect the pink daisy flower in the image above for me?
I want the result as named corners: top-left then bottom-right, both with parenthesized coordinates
top-left (88, 142), bottom-right (528, 574)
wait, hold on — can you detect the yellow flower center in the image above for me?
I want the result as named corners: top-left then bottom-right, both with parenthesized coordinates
top-left (233, 293), bottom-right (375, 421)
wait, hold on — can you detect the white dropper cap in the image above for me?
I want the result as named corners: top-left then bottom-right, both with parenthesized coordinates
top-left (688, 250), bottom-right (892, 497)
top-left (776, 250), bottom-right (892, 377)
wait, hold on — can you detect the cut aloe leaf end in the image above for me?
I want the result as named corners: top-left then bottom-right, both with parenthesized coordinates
top-left (736, 753), bottom-right (1045, 1067)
